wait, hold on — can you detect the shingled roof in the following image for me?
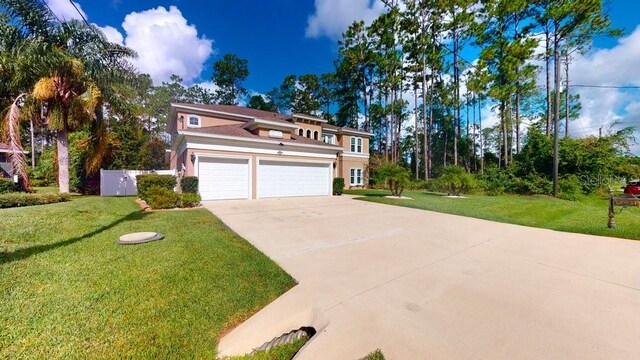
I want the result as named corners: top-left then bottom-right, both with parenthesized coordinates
top-left (181, 124), bottom-right (341, 148)
top-left (173, 103), bottom-right (291, 123)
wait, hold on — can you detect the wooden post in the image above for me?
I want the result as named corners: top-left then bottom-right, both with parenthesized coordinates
top-left (608, 187), bottom-right (616, 229)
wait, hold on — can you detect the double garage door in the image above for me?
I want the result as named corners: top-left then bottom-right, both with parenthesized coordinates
top-left (198, 157), bottom-right (331, 200)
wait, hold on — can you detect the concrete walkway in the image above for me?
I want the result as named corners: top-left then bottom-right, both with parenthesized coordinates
top-left (204, 196), bottom-right (640, 360)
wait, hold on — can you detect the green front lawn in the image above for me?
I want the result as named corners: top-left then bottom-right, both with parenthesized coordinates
top-left (346, 190), bottom-right (640, 240)
top-left (0, 196), bottom-right (295, 358)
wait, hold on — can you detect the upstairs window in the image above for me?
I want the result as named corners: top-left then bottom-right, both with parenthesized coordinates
top-left (187, 115), bottom-right (200, 128)
top-left (306, 129), bottom-right (312, 138)
top-left (350, 137), bottom-right (363, 153)
top-left (322, 134), bottom-right (334, 144)
top-left (313, 131), bottom-right (319, 140)
top-left (298, 128), bottom-right (304, 136)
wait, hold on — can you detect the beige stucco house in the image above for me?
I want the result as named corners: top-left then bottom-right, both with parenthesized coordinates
top-left (168, 103), bottom-right (371, 200)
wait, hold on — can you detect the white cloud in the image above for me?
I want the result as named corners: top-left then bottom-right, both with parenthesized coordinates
top-left (96, 25), bottom-right (124, 45)
top-left (194, 81), bottom-right (219, 93)
top-left (46, 0), bottom-right (86, 21)
top-left (115, 6), bottom-right (214, 85)
top-left (563, 26), bottom-right (640, 151)
top-left (306, 0), bottom-right (386, 39)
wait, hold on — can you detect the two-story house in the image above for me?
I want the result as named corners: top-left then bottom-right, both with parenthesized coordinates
top-left (168, 103), bottom-right (371, 200)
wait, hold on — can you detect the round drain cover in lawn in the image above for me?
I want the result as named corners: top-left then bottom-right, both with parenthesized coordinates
top-left (117, 232), bottom-right (164, 245)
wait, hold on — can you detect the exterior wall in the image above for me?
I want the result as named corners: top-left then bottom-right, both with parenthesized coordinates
top-left (186, 148), bottom-right (336, 199)
top-left (339, 156), bottom-right (369, 188)
top-left (176, 111), bottom-right (244, 130)
top-left (256, 128), bottom-right (292, 140)
top-left (293, 120), bottom-right (323, 140)
top-left (340, 135), bottom-right (370, 155)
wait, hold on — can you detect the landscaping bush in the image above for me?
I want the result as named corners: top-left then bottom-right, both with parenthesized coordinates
top-left (0, 192), bottom-right (70, 208)
top-left (137, 174), bottom-right (176, 201)
top-left (0, 178), bottom-right (18, 194)
top-left (375, 163), bottom-right (410, 197)
top-left (333, 177), bottom-right (345, 195)
top-left (435, 166), bottom-right (476, 196)
top-left (479, 167), bottom-right (511, 195)
top-left (180, 193), bottom-right (201, 207)
top-left (146, 186), bottom-right (180, 209)
top-left (559, 175), bottom-right (583, 201)
top-left (406, 180), bottom-right (430, 190)
top-left (181, 176), bottom-right (199, 194)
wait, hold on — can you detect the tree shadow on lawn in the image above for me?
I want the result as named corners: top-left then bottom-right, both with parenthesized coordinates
top-left (0, 210), bottom-right (149, 265)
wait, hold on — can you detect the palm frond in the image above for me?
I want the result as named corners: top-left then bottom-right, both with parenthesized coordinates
top-left (0, 0), bottom-right (57, 38)
top-left (1, 93), bottom-right (31, 191)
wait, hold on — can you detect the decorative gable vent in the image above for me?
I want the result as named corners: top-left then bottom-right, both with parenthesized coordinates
top-left (268, 130), bottom-right (283, 139)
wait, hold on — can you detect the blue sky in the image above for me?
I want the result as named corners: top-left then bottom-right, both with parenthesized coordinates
top-left (46, 0), bottom-right (640, 150)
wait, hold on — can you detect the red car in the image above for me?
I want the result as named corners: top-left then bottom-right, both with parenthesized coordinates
top-left (623, 180), bottom-right (640, 197)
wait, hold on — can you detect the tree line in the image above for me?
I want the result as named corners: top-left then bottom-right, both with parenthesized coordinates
top-left (252, 0), bottom-right (633, 197)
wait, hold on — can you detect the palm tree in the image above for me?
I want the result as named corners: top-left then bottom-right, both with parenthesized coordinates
top-left (1, 0), bottom-right (136, 193)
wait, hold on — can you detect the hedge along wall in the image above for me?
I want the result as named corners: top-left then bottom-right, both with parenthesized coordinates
top-left (136, 174), bottom-right (176, 201)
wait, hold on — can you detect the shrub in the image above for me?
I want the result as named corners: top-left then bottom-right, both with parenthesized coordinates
top-left (436, 166), bottom-right (475, 196)
top-left (137, 174), bottom-right (176, 201)
top-left (0, 178), bottom-right (18, 194)
top-left (333, 177), bottom-right (345, 195)
top-left (480, 167), bottom-right (511, 196)
top-left (180, 193), bottom-right (201, 207)
top-left (510, 173), bottom-right (553, 195)
top-left (406, 180), bottom-right (430, 190)
top-left (375, 163), bottom-right (410, 197)
top-left (0, 192), bottom-right (70, 208)
top-left (181, 176), bottom-right (199, 194)
top-left (146, 186), bottom-right (180, 209)
top-left (559, 175), bottom-right (583, 201)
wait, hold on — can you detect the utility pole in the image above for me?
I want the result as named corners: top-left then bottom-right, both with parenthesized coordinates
top-left (552, 24), bottom-right (561, 198)
top-left (565, 52), bottom-right (570, 138)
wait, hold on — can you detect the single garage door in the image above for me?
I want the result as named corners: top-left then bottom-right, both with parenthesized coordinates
top-left (198, 157), bottom-right (250, 200)
top-left (258, 160), bottom-right (331, 198)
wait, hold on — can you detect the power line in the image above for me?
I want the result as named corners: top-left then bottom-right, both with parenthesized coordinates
top-left (68, 0), bottom-right (92, 29)
top-left (40, 0), bottom-right (63, 24)
top-left (570, 84), bottom-right (640, 89)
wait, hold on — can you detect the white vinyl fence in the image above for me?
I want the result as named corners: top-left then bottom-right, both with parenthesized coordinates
top-left (100, 169), bottom-right (176, 196)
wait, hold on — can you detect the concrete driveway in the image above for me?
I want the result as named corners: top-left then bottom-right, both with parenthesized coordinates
top-left (204, 196), bottom-right (640, 360)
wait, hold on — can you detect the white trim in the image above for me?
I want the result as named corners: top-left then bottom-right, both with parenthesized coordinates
top-left (342, 152), bottom-right (369, 159)
top-left (244, 118), bottom-right (298, 130)
top-left (293, 113), bottom-right (328, 123)
top-left (187, 142), bottom-right (338, 160)
top-left (172, 104), bottom-right (255, 121)
top-left (350, 167), bottom-right (364, 186)
top-left (349, 136), bottom-right (363, 153)
top-left (195, 153), bottom-right (252, 200)
top-left (256, 157), bottom-right (333, 199)
top-left (322, 127), bottom-right (338, 133)
top-left (341, 128), bottom-right (373, 136)
top-left (179, 130), bottom-right (342, 151)
top-left (187, 114), bottom-right (201, 128)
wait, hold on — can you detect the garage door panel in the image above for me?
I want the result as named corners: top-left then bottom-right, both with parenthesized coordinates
top-left (199, 157), bottom-right (249, 200)
top-left (258, 160), bottom-right (330, 198)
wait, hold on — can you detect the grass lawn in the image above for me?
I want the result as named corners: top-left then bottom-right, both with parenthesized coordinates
top-left (0, 196), bottom-right (295, 358)
top-left (346, 189), bottom-right (640, 240)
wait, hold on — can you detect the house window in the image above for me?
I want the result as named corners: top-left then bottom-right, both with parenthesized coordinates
top-left (306, 129), bottom-right (311, 138)
top-left (187, 115), bottom-right (200, 128)
top-left (298, 128), bottom-right (304, 136)
top-left (322, 134), bottom-right (334, 144)
top-left (350, 168), bottom-right (363, 186)
top-left (313, 131), bottom-right (319, 140)
top-left (350, 137), bottom-right (363, 153)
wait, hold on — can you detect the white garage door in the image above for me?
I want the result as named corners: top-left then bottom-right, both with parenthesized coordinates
top-left (258, 160), bottom-right (331, 198)
top-left (198, 157), bottom-right (250, 200)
